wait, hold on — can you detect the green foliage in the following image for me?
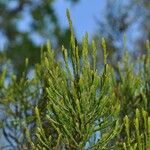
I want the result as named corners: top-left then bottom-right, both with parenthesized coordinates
top-left (123, 109), bottom-right (150, 150)
top-left (0, 10), bottom-right (150, 150)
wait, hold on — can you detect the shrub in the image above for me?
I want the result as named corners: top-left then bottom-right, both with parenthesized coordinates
top-left (0, 10), bottom-right (149, 150)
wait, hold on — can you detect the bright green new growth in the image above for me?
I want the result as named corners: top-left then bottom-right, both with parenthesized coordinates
top-left (0, 10), bottom-right (150, 150)
top-left (32, 10), bottom-right (120, 149)
top-left (123, 109), bottom-right (150, 150)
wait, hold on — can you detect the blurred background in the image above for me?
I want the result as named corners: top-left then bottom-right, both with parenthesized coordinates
top-left (0, 0), bottom-right (150, 77)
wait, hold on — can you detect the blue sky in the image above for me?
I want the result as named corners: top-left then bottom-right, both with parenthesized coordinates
top-left (53, 0), bottom-right (106, 41)
top-left (53, 0), bottom-right (145, 53)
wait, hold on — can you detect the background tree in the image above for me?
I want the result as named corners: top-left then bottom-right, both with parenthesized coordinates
top-left (94, 0), bottom-right (150, 68)
top-left (0, 0), bottom-right (79, 78)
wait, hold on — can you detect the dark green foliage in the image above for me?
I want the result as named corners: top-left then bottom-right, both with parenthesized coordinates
top-left (0, 10), bottom-right (150, 150)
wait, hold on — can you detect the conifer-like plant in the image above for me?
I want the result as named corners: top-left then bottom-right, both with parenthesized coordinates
top-left (0, 9), bottom-right (149, 150)
top-left (123, 109), bottom-right (150, 150)
top-left (32, 10), bottom-right (120, 149)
